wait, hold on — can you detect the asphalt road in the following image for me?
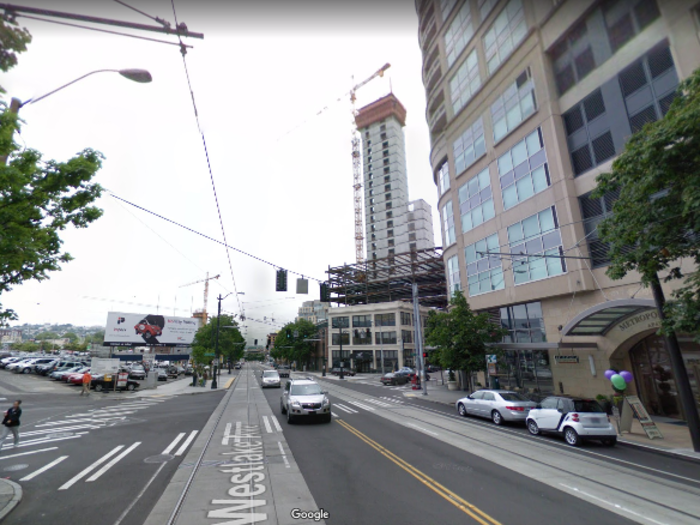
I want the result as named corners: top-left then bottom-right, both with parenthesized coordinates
top-left (256, 367), bottom-right (642, 525)
top-left (312, 373), bottom-right (700, 485)
top-left (0, 370), bottom-right (226, 525)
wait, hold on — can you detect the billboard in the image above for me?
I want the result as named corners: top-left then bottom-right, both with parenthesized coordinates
top-left (104, 312), bottom-right (199, 347)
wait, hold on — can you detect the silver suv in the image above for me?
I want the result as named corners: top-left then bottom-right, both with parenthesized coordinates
top-left (280, 379), bottom-right (331, 424)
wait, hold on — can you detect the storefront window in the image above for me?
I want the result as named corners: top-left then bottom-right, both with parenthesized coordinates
top-left (498, 302), bottom-right (546, 343)
top-left (497, 349), bottom-right (553, 397)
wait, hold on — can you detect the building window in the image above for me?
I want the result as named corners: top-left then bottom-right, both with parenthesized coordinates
top-left (447, 255), bottom-right (461, 294)
top-left (388, 239), bottom-right (395, 247)
top-left (498, 127), bottom-right (550, 210)
top-left (450, 48), bottom-right (481, 114)
top-left (401, 330), bottom-right (413, 344)
top-left (491, 68), bottom-right (536, 143)
top-left (458, 168), bottom-right (494, 233)
top-left (331, 317), bottom-right (349, 329)
top-left (352, 315), bottom-right (372, 327)
top-left (507, 207), bottom-right (565, 285)
top-left (386, 193), bottom-right (392, 200)
top-left (410, 242), bottom-right (417, 251)
top-left (387, 220), bottom-right (393, 228)
top-left (385, 184), bottom-right (391, 191)
top-left (579, 189), bottom-right (622, 267)
top-left (408, 223), bottom-right (415, 231)
top-left (386, 201), bottom-right (392, 209)
top-left (498, 301), bottom-right (546, 343)
top-left (400, 312), bottom-right (413, 326)
top-left (465, 233), bottom-right (504, 296)
top-left (388, 229), bottom-right (394, 237)
top-left (388, 248), bottom-right (395, 255)
top-left (550, 20), bottom-right (596, 95)
top-left (409, 232), bottom-right (417, 241)
top-left (478, 0), bottom-right (498, 22)
top-left (387, 210), bottom-right (393, 218)
top-left (619, 44), bottom-right (678, 133)
top-left (331, 333), bottom-right (350, 345)
top-left (604, 0), bottom-right (660, 54)
top-left (442, 200), bottom-right (456, 246)
top-left (375, 313), bottom-right (396, 327)
top-left (437, 161), bottom-right (450, 196)
top-left (353, 328), bottom-right (372, 345)
top-left (483, 0), bottom-right (527, 75)
top-left (453, 116), bottom-right (485, 175)
top-left (440, 0), bottom-right (458, 22)
top-left (444, 2), bottom-right (474, 67)
top-left (375, 331), bottom-right (397, 345)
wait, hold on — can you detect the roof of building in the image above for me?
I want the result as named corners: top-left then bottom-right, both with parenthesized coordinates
top-left (355, 93), bottom-right (407, 129)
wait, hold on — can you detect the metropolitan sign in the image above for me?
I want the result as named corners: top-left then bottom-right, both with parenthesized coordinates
top-left (103, 312), bottom-right (199, 347)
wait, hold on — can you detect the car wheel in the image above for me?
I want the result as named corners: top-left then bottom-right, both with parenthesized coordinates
top-left (491, 410), bottom-right (503, 426)
top-left (126, 383), bottom-right (135, 391)
top-left (286, 409), bottom-right (294, 424)
top-left (94, 383), bottom-right (103, 392)
top-left (527, 419), bottom-right (540, 436)
top-left (601, 436), bottom-right (617, 447)
top-left (564, 427), bottom-right (581, 447)
top-left (457, 403), bottom-right (468, 417)
top-left (280, 400), bottom-right (287, 414)
top-left (22, 368), bottom-right (30, 374)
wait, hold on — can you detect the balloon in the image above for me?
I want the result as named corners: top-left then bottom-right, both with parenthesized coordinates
top-left (610, 374), bottom-right (627, 390)
top-left (620, 370), bottom-right (633, 384)
top-left (604, 369), bottom-right (616, 380)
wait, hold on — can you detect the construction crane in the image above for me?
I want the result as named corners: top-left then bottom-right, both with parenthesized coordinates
top-left (351, 63), bottom-right (391, 264)
top-left (179, 272), bottom-right (220, 324)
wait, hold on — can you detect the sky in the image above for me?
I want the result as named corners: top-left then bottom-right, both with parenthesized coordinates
top-left (2, 0), bottom-right (439, 345)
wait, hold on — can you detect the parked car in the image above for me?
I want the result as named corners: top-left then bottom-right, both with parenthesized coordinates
top-left (380, 372), bottom-right (408, 386)
top-left (330, 367), bottom-right (355, 377)
top-left (0, 357), bottom-right (22, 369)
top-left (129, 366), bottom-right (147, 380)
top-left (157, 369), bottom-right (168, 381)
top-left (185, 366), bottom-right (194, 376)
top-left (91, 375), bottom-right (140, 392)
top-left (6, 358), bottom-right (35, 372)
top-left (280, 379), bottom-right (331, 423)
top-left (526, 396), bottom-right (617, 447)
top-left (168, 366), bottom-right (185, 377)
top-left (278, 365), bottom-right (291, 378)
top-left (15, 357), bottom-right (55, 374)
top-left (234, 363), bottom-right (242, 370)
top-left (456, 390), bottom-right (537, 425)
top-left (51, 366), bottom-right (83, 381)
top-left (66, 368), bottom-right (91, 385)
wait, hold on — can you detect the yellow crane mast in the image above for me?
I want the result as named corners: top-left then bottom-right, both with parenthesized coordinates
top-left (180, 272), bottom-right (220, 324)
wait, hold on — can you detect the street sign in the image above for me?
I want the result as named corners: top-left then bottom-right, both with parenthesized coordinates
top-left (486, 355), bottom-right (497, 364)
top-left (92, 358), bottom-right (120, 375)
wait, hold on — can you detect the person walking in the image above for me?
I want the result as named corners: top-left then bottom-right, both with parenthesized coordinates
top-left (80, 370), bottom-right (92, 396)
top-left (0, 400), bottom-right (22, 451)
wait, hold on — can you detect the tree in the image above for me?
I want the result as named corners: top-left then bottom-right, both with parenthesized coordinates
top-left (10, 341), bottom-right (38, 353)
top-left (425, 291), bottom-right (506, 389)
top-left (1, 23), bottom-right (104, 325)
top-left (87, 330), bottom-right (105, 344)
top-left (274, 319), bottom-right (317, 368)
top-left (191, 315), bottom-right (244, 367)
top-left (63, 332), bottom-right (79, 343)
top-left (35, 331), bottom-right (58, 340)
top-left (0, 16), bottom-right (32, 94)
top-left (593, 68), bottom-right (700, 338)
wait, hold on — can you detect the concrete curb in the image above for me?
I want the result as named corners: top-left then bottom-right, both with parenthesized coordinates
top-left (617, 438), bottom-right (700, 464)
top-left (0, 478), bottom-right (22, 521)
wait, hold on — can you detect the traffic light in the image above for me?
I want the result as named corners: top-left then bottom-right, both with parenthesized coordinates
top-left (276, 269), bottom-right (288, 292)
top-left (254, 339), bottom-right (258, 346)
top-left (320, 282), bottom-right (330, 302)
top-left (423, 352), bottom-right (428, 365)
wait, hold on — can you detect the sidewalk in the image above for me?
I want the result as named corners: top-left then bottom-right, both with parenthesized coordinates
top-left (137, 375), bottom-right (236, 397)
top-left (0, 479), bottom-right (21, 521)
top-left (309, 371), bottom-right (700, 462)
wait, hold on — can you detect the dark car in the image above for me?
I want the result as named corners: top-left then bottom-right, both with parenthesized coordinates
top-left (168, 366), bottom-right (185, 377)
top-left (380, 372), bottom-right (408, 386)
top-left (330, 367), bottom-right (356, 377)
top-left (157, 369), bottom-right (168, 381)
top-left (91, 373), bottom-right (140, 392)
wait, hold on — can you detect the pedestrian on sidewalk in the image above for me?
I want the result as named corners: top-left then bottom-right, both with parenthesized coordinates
top-left (80, 370), bottom-right (92, 396)
top-left (192, 369), bottom-right (198, 387)
top-left (0, 400), bottom-right (22, 451)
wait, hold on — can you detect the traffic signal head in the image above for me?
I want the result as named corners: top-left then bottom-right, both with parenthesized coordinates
top-left (276, 269), bottom-right (288, 292)
top-left (320, 282), bottom-right (330, 302)
top-left (423, 352), bottom-right (427, 358)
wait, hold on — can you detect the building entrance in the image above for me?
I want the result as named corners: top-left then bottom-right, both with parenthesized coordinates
top-left (629, 334), bottom-right (700, 420)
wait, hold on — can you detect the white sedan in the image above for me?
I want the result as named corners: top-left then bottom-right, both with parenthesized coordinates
top-left (456, 390), bottom-right (536, 425)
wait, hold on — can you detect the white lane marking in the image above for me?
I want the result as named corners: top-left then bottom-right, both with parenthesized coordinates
top-left (174, 431), bottom-right (198, 457)
top-left (37, 418), bottom-right (96, 427)
top-left (277, 441), bottom-right (290, 469)
top-left (406, 423), bottom-right (439, 436)
top-left (334, 404), bottom-right (357, 414)
top-left (233, 422), bottom-right (242, 443)
top-left (58, 445), bottom-right (124, 490)
top-left (21, 425), bottom-right (100, 437)
top-left (270, 415), bottom-right (283, 432)
top-left (347, 401), bottom-right (375, 411)
top-left (222, 423), bottom-right (232, 445)
top-left (559, 484), bottom-right (669, 525)
top-left (0, 447), bottom-right (58, 461)
top-left (86, 442), bottom-right (141, 482)
top-left (113, 461), bottom-right (168, 525)
top-left (19, 456), bottom-right (69, 481)
top-left (2, 434), bottom-right (86, 449)
top-left (162, 433), bottom-right (185, 455)
top-left (277, 441), bottom-right (285, 454)
top-left (262, 415), bottom-right (273, 434)
top-left (364, 399), bottom-right (392, 407)
top-left (331, 412), bottom-right (339, 418)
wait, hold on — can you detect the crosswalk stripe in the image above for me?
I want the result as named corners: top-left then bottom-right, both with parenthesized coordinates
top-left (174, 431), bottom-right (197, 457)
top-left (19, 456), bottom-right (69, 481)
top-left (21, 425), bottom-right (101, 437)
top-left (331, 412), bottom-right (339, 418)
top-left (222, 423), bottom-right (233, 446)
top-left (162, 433), bottom-right (186, 455)
top-left (270, 416), bottom-right (283, 432)
top-left (59, 445), bottom-right (124, 490)
top-left (364, 399), bottom-right (391, 407)
top-left (0, 447), bottom-right (58, 461)
top-left (334, 403), bottom-right (358, 414)
top-left (2, 434), bottom-right (85, 450)
top-left (262, 416), bottom-right (272, 434)
top-left (347, 401), bottom-right (375, 411)
top-left (86, 442), bottom-right (141, 482)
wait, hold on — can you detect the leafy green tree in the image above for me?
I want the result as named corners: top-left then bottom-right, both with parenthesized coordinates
top-left (35, 331), bottom-right (58, 340)
top-left (274, 319), bottom-right (317, 367)
top-left (11, 341), bottom-right (38, 353)
top-left (63, 332), bottom-right (79, 343)
top-left (425, 291), bottom-right (506, 389)
top-left (191, 315), bottom-right (244, 367)
top-left (0, 16), bottom-right (32, 94)
top-left (1, 24), bottom-right (104, 325)
top-left (87, 331), bottom-right (105, 344)
top-left (594, 68), bottom-right (700, 338)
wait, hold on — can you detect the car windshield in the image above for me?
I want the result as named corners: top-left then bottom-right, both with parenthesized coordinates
top-left (291, 384), bottom-right (322, 396)
top-left (573, 400), bottom-right (605, 413)
top-left (499, 392), bottom-right (529, 402)
top-left (263, 372), bottom-right (279, 377)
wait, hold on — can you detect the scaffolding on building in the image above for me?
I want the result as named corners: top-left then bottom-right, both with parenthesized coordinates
top-left (326, 248), bottom-right (448, 308)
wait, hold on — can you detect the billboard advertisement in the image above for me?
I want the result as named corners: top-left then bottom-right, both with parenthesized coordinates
top-left (104, 312), bottom-right (199, 347)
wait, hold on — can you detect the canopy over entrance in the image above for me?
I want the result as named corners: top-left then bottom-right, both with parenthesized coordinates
top-left (561, 299), bottom-right (656, 336)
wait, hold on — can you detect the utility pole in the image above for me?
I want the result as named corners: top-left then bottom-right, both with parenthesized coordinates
top-left (412, 282), bottom-right (427, 396)
top-left (211, 294), bottom-right (222, 389)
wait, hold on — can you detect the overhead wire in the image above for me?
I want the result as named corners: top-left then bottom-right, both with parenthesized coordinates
top-left (170, 0), bottom-right (243, 317)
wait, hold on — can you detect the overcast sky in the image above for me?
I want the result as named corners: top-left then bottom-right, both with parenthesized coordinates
top-left (3, 0), bottom-right (439, 345)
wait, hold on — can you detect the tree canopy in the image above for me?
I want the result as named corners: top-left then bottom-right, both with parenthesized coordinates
top-left (594, 68), bottom-right (700, 337)
top-left (1, 23), bottom-right (104, 325)
top-left (425, 291), bottom-right (506, 385)
top-left (270, 319), bottom-right (317, 367)
top-left (191, 315), bottom-right (245, 367)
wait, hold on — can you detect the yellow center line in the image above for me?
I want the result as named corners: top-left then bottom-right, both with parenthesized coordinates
top-left (336, 419), bottom-right (502, 525)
